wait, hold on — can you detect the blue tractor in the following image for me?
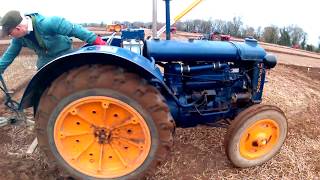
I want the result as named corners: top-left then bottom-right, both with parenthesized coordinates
top-left (0, 3), bottom-right (287, 178)
top-left (3, 27), bottom-right (285, 179)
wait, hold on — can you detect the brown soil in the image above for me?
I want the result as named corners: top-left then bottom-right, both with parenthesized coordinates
top-left (151, 64), bottom-right (320, 179)
top-left (0, 34), bottom-right (319, 179)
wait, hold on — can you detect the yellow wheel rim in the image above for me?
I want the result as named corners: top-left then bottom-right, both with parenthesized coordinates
top-left (54, 96), bottom-right (151, 178)
top-left (239, 119), bottom-right (280, 160)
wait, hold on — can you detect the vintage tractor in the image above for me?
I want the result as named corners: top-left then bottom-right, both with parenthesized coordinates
top-left (0, 28), bottom-right (288, 179)
top-left (0, 2), bottom-right (287, 179)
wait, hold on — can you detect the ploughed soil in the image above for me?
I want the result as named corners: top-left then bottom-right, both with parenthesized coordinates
top-left (0, 37), bottom-right (319, 179)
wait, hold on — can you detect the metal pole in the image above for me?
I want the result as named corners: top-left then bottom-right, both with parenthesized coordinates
top-left (165, 0), bottom-right (171, 40)
top-left (173, 0), bottom-right (202, 22)
top-left (157, 0), bottom-right (203, 38)
top-left (152, 0), bottom-right (157, 38)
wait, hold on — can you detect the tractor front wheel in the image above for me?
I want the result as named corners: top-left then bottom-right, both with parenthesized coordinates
top-left (35, 65), bottom-right (174, 179)
top-left (225, 104), bottom-right (287, 168)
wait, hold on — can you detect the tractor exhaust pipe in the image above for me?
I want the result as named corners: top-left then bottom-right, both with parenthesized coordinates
top-left (152, 0), bottom-right (157, 38)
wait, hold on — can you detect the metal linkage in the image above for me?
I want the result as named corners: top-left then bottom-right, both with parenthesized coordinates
top-left (0, 75), bottom-right (26, 127)
top-left (106, 32), bottom-right (117, 45)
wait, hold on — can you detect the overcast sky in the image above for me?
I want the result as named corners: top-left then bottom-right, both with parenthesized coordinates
top-left (0, 0), bottom-right (319, 45)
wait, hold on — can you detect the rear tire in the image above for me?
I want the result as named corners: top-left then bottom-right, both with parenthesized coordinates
top-left (35, 65), bottom-right (174, 179)
top-left (225, 104), bottom-right (287, 168)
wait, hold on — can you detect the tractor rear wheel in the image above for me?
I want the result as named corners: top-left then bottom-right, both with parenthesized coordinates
top-left (224, 104), bottom-right (287, 168)
top-left (35, 65), bottom-right (174, 179)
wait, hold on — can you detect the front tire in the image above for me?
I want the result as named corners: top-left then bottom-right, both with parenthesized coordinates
top-left (225, 104), bottom-right (287, 168)
top-left (35, 65), bottom-right (174, 179)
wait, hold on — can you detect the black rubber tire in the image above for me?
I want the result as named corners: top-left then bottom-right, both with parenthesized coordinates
top-left (35, 65), bottom-right (175, 180)
top-left (224, 104), bottom-right (288, 168)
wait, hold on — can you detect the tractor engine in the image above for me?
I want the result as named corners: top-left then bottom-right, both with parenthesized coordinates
top-left (144, 38), bottom-right (277, 127)
top-left (165, 62), bottom-right (248, 107)
top-left (162, 61), bottom-right (251, 127)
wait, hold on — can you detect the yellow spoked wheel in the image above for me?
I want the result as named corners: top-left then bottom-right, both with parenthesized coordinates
top-left (239, 119), bottom-right (280, 160)
top-left (35, 65), bottom-right (174, 179)
top-left (225, 104), bottom-right (287, 168)
top-left (54, 96), bottom-right (151, 178)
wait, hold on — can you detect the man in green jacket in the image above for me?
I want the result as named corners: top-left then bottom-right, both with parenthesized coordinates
top-left (0, 10), bottom-right (106, 73)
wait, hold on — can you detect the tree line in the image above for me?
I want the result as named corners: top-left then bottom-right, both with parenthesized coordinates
top-left (175, 17), bottom-right (320, 53)
top-left (102, 18), bottom-right (320, 53)
top-left (0, 15), bottom-right (318, 53)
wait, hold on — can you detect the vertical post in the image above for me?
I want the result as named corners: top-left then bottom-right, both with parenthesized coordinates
top-left (165, 0), bottom-right (171, 40)
top-left (152, 0), bottom-right (157, 38)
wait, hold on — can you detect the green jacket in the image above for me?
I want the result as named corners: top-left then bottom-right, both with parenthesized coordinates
top-left (0, 13), bottom-right (97, 71)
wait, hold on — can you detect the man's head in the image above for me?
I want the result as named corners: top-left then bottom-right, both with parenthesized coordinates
top-left (0, 10), bottom-right (28, 38)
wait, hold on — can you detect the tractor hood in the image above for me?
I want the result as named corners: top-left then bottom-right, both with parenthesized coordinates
top-left (143, 38), bottom-right (267, 62)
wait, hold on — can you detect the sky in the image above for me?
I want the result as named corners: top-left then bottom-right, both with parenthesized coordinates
top-left (0, 0), bottom-right (319, 45)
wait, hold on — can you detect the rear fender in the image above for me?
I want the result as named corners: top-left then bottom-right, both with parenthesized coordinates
top-left (19, 45), bottom-right (164, 111)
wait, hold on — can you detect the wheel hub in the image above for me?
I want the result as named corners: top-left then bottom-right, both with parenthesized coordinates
top-left (252, 133), bottom-right (269, 147)
top-left (94, 127), bottom-right (111, 144)
top-left (240, 119), bottom-right (280, 159)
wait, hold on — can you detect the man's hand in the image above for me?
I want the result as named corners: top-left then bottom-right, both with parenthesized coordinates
top-left (93, 36), bottom-right (106, 45)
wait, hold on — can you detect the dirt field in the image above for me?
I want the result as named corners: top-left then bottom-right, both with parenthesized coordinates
top-left (0, 34), bottom-right (319, 179)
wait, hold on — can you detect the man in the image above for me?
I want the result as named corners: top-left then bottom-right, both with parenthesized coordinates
top-left (0, 10), bottom-right (106, 73)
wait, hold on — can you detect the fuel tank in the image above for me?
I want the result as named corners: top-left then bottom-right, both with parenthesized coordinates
top-left (143, 38), bottom-right (267, 62)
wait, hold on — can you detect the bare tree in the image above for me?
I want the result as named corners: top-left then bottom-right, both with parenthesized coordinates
top-left (212, 19), bottom-right (226, 34)
top-left (300, 34), bottom-right (307, 50)
top-left (193, 19), bottom-right (203, 32)
top-left (262, 26), bottom-right (279, 44)
top-left (211, 17), bottom-right (243, 37)
top-left (254, 26), bottom-right (262, 40)
top-left (241, 26), bottom-right (255, 38)
top-left (199, 20), bottom-right (212, 34)
top-left (288, 25), bottom-right (305, 46)
top-left (229, 17), bottom-right (243, 37)
top-left (131, 21), bottom-right (145, 28)
top-left (278, 27), bottom-right (291, 46)
top-left (184, 20), bottom-right (194, 32)
top-left (175, 21), bottom-right (184, 31)
top-left (143, 22), bottom-right (153, 29)
top-left (100, 21), bottom-right (104, 27)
